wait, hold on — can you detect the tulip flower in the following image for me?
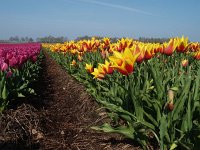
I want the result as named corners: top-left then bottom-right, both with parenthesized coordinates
top-left (109, 48), bottom-right (140, 75)
top-left (0, 49), bottom-right (6, 57)
top-left (144, 45), bottom-right (154, 60)
top-left (166, 90), bottom-right (174, 112)
top-left (103, 37), bottom-right (110, 46)
top-left (136, 53), bottom-right (145, 64)
top-left (181, 59), bottom-right (189, 67)
top-left (131, 45), bottom-right (145, 64)
top-left (6, 53), bottom-right (13, 60)
top-left (163, 39), bottom-right (177, 56)
top-left (91, 66), bottom-right (106, 79)
top-left (9, 56), bottom-right (18, 67)
top-left (99, 60), bottom-right (113, 74)
top-left (188, 43), bottom-right (199, 52)
top-left (1, 62), bottom-right (8, 71)
top-left (71, 60), bottom-right (77, 66)
top-left (85, 63), bottom-right (94, 73)
top-left (193, 51), bottom-right (200, 60)
top-left (101, 50), bottom-right (109, 59)
top-left (19, 55), bottom-right (26, 65)
top-left (78, 54), bottom-right (83, 61)
top-left (117, 38), bottom-right (128, 52)
top-left (176, 36), bottom-right (188, 53)
top-left (31, 55), bottom-right (37, 63)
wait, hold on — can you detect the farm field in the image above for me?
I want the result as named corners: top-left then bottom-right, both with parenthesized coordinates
top-left (0, 37), bottom-right (200, 150)
top-left (1, 0), bottom-right (200, 149)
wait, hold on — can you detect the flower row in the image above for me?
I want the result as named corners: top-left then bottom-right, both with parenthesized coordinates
top-left (43, 36), bottom-right (200, 79)
top-left (0, 43), bottom-right (42, 111)
top-left (0, 43), bottom-right (41, 72)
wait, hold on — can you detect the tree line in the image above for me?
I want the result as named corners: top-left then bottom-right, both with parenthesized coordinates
top-left (0, 35), bottom-right (170, 44)
top-left (75, 36), bottom-right (169, 43)
top-left (0, 36), bottom-right (34, 43)
top-left (0, 36), bottom-right (68, 43)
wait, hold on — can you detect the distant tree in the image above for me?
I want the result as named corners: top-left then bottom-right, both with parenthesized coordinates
top-left (75, 35), bottom-right (91, 41)
top-left (25, 37), bottom-right (28, 42)
top-left (21, 37), bottom-right (25, 42)
top-left (9, 37), bottom-right (14, 41)
top-left (74, 35), bottom-right (120, 42)
top-left (8, 36), bottom-right (34, 43)
top-left (0, 40), bottom-right (9, 43)
top-left (29, 38), bottom-right (34, 42)
top-left (9, 36), bottom-right (20, 42)
top-left (36, 35), bottom-right (67, 43)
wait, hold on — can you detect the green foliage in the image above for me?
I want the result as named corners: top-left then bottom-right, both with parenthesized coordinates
top-left (47, 48), bottom-right (200, 149)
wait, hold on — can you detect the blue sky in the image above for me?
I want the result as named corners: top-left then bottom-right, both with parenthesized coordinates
top-left (0, 0), bottom-right (200, 41)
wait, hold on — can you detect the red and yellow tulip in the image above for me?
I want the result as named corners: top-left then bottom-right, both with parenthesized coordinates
top-left (109, 48), bottom-right (140, 75)
top-left (91, 66), bottom-right (106, 79)
top-left (85, 63), bottom-right (94, 73)
top-left (163, 39), bottom-right (177, 56)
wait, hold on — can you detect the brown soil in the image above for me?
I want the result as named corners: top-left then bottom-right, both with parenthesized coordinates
top-left (0, 51), bottom-right (144, 150)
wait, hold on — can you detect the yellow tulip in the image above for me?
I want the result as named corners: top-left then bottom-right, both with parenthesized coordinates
top-left (85, 63), bottom-right (94, 73)
top-left (91, 67), bottom-right (106, 79)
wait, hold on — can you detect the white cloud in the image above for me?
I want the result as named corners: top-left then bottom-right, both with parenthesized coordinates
top-left (79, 0), bottom-right (153, 16)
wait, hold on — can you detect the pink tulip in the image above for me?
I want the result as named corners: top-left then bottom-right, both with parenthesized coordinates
top-left (6, 53), bottom-right (13, 60)
top-left (9, 56), bottom-right (18, 67)
top-left (1, 62), bottom-right (8, 71)
top-left (0, 43), bottom-right (41, 69)
top-left (0, 49), bottom-right (6, 57)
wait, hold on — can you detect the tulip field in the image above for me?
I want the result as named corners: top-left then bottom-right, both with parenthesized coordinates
top-left (43, 36), bottom-right (200, 150)
top-left (0, 43), bottom-right (42, 111)
top-left (0, 37), bottom-right (200, 149)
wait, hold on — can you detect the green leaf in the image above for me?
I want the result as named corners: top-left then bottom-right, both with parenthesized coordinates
top-left (172, 75), bottom-right (192, 121)
top-left (144, 111), bottom-right (158, 127)
top-left (170, 142), bottom-right (178, 150)
top-left (159, 115), bottom-right (168, 150)
top-left (170, 87), bottom-right (178, 91)
top-left (2, 83), bottom-right (8, 100)
top-left (28, 88), bottom-right (36, 95)
top-left (194, 68), bottom-right (200, 101)
top-left (91, 123), bottom-right (135, 139)
top-left (18, 93), bottom-right (25, 97)
top-left (0, 76), bottom-right (5, 99)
